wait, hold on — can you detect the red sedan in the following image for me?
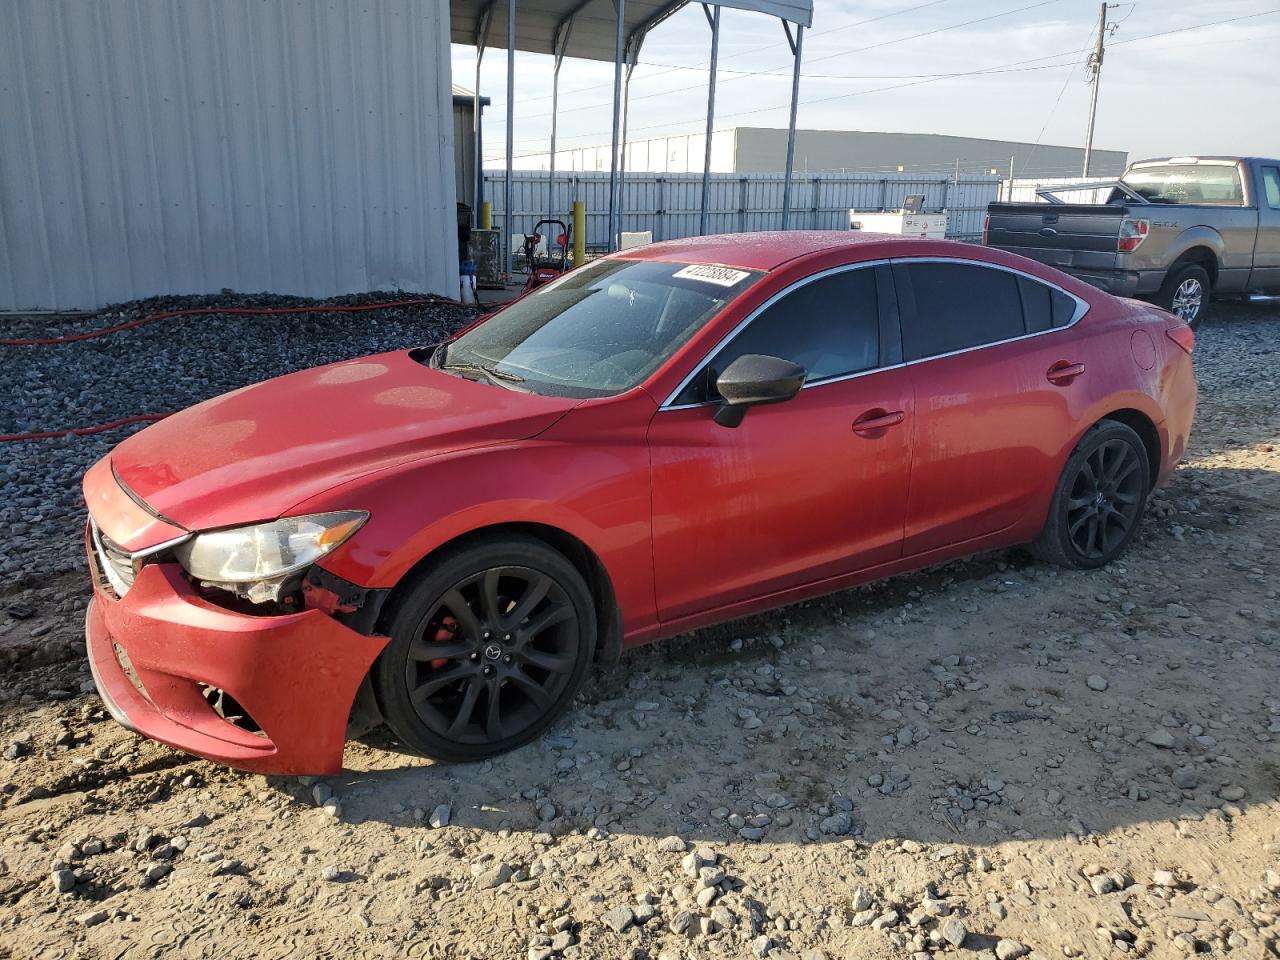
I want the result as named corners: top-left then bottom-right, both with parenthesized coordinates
top-left (82, 232), bottom-right (1197, 775)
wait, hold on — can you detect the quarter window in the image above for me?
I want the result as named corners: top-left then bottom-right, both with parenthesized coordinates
top-left (678, 268), bottom-right (880, 404)
top-left (900, 262), bottom-right (1024, 360)
top-left (1019, 275), bottom-right (1078, 333)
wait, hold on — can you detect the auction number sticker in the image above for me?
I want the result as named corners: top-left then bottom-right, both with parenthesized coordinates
top-left (671, 264), bottom-right (751, 287)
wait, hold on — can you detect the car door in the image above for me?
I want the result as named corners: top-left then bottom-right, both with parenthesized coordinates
top-left (893, 258), bottom-right (1087, 557)
top-left (647, 263), bottom-right (915, 622)
top-left (1250, 163), bottom-right (1280, 291)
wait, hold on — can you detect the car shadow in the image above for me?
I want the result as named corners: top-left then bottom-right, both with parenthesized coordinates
top-left (1, 453), bottom-right (1275, 860)
top-left (263, 457), bottom-right (1280, 855)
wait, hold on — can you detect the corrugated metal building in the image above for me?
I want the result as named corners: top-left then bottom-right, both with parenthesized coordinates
top-left (0, 0), bottom-right (460, 312)
top-left (511, 126), bottom-right (1129, 180)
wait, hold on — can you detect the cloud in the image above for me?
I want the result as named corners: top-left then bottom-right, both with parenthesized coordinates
top-left (455, 0), bottom-right (1280, 167)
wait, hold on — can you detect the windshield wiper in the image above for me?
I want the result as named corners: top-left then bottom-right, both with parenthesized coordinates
top-left (440, 360), bottom-right (526, 387)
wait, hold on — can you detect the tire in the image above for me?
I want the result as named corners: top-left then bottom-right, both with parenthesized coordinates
top-left (1154, 262), bottom-right (1211, 329)
top-left (1031, 420), bottom-right (1151, 570)
top-left (371, 534), bottom-right (596, 762)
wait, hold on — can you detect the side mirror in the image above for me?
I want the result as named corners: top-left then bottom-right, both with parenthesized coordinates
top-left (712, 354), bottom-right (806, 428)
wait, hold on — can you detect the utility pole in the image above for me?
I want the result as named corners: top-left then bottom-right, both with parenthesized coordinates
top-left (1082, 2), bottom-right (1107, 178)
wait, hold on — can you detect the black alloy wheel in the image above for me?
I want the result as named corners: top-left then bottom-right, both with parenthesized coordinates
top-left (373, 535), bottom-right (595, 761)
top-left (1064, 438), bottom-right (1145, 560)
top-left (404, 567), bottom-right (579, 744)
top-left (1031, 420), bottom-right (1151, 570)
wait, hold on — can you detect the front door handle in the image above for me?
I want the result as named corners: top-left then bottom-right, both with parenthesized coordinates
top-left (1046, 360), bottom-right (1086, 385)
top-left (852, 409), bottom-right (905, 435)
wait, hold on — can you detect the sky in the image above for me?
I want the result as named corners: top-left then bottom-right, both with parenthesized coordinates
top-left (451, 0), bottom-right (1279, 172)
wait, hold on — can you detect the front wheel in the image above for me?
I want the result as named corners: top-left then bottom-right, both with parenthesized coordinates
top-left (371, 534), bottom-right (596, 762)
top-left (1031, 421), bottom-right (1151, 569)
top-left (1155, 263), bottom-right (1211, 329)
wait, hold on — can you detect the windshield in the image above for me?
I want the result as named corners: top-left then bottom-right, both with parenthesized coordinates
top-left (435, 258), bottom-right (761, 398)
top-left (1117, 163), bottom-right (1245, 206)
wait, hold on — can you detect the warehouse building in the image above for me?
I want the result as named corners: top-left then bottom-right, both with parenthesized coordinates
top-left (0, 0), bottom-right (460, 312)
top-left (512, 126), bottom-right (1129, 180)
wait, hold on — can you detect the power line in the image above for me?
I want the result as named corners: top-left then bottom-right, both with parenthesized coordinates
top-left (491, 0), bottom-right (1067, 127)
top-left (596, 7), bottom-right (1280, 144)
top-left (1021, 17), bottom-right (1099, 174)
top-left (484, 8), bottom-right (1280, 160)
top-left (482, 0), bottom-right (958, 111)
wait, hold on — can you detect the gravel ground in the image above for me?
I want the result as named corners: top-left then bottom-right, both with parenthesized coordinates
top-left (0, 291), bottom-right (478, 594)
top-left (0, 296), bottom-right (1278, 959)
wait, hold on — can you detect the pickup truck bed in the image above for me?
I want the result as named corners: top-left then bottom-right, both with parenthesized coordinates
top-left (983, 204), bottom-right (1141, 295)
top-left (984, 156), bottom-right (1280, 327)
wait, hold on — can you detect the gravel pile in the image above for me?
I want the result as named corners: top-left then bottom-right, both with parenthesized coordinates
top-left (0, 291), bottom-right (479, 585)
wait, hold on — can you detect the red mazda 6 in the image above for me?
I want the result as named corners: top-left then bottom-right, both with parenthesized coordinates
top-left (82, 232), bottom-right (1196, 774)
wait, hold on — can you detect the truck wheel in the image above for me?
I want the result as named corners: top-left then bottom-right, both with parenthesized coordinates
top-left (1155, 263), bottom-right (1211, 329)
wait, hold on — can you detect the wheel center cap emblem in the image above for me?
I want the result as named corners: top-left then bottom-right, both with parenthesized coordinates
top-left (483, 643), bottom-right (503, 661)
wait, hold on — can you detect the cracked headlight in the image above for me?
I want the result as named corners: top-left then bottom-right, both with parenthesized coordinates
top-left (174, 511), bottom-right (367, 603)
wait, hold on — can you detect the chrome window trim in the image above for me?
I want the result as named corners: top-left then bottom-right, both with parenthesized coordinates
top-left (660, 259), bottom-right (890, 410)
top-left (658, 255), bottom-right (1090, 411)
top-left (897, 255), bottom-right (1091, 329)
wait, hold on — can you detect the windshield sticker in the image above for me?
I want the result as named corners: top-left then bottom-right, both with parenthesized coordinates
top-left (671, 264), bottom-right (751, 287)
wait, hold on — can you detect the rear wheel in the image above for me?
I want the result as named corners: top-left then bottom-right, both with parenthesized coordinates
top-left (1031, 421), bottom-right (1150, 569)
top-left (372, 535), bottom-right (595, 762)
top-left (1154, 263), bottom-right (1211, 329)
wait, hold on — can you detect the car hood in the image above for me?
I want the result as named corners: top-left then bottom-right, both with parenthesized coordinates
top-left (109, 350), bottom-right (578, 530)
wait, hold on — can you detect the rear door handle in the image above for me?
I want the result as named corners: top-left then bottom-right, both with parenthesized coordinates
top-left (1046, 360), bottom-right (1086, 385)
top-left (852, 409), bottom-right (905, 435)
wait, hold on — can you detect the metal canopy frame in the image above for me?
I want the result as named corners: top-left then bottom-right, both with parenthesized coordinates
top-left (454, 0), bottom-right (811, 263)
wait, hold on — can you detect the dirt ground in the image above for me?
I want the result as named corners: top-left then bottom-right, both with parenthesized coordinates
top-left (1, 301), bottom-right (1278, 960)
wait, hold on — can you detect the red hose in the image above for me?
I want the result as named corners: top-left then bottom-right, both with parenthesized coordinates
top-left (2, 295), bottom-right (468, 440)
top-left (1, 413), bottom-right (170, 443)
top-left (0, 296), bottom-right (456, 346)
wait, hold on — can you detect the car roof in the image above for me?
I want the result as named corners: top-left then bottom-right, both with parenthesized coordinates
top-left (617, 230), bottom-right (940, 272)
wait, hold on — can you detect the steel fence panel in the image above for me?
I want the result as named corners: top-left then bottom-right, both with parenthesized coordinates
top-left (484, 171), bottom-right (1001, 251)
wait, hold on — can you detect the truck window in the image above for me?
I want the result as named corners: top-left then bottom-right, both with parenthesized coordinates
top-left (1263, 167), bottom-right (1280, 210)
top-left (1121, 163), bottom-right (1245, 206)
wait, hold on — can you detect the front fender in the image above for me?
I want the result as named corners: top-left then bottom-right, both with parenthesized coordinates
top-left (291, 413), bottom-right (658, 639)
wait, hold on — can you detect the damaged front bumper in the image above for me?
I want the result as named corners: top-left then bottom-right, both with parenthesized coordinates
top-left (85, 544), bottom-right (388, 776)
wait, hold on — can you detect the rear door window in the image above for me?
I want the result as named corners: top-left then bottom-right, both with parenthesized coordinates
top-left (898, 262), bottom-right (1024, 360)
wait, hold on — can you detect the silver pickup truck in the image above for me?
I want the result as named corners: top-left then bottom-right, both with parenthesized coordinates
top-left (984, 156), bottom-right (1280, 327)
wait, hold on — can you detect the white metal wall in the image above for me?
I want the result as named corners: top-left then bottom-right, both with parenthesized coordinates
top-left (485, 171), bottom-right (1000, 248)
top-left (0, 0), bottom-right (458, 312)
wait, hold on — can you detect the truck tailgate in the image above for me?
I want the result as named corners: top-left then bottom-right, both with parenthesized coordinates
top-left (985, 202), bottom-right (1128, 272)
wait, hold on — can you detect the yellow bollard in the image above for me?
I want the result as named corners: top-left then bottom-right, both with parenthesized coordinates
top-left (480, 202), bottom-right (492, 230)
top-left (572, 200), bottom-right (585, 267)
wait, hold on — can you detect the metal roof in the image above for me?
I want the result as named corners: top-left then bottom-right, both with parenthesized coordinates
top-left (452, 84), bottom-right (491, 106)
top-left (450, 0), bottom-right (811, 61)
